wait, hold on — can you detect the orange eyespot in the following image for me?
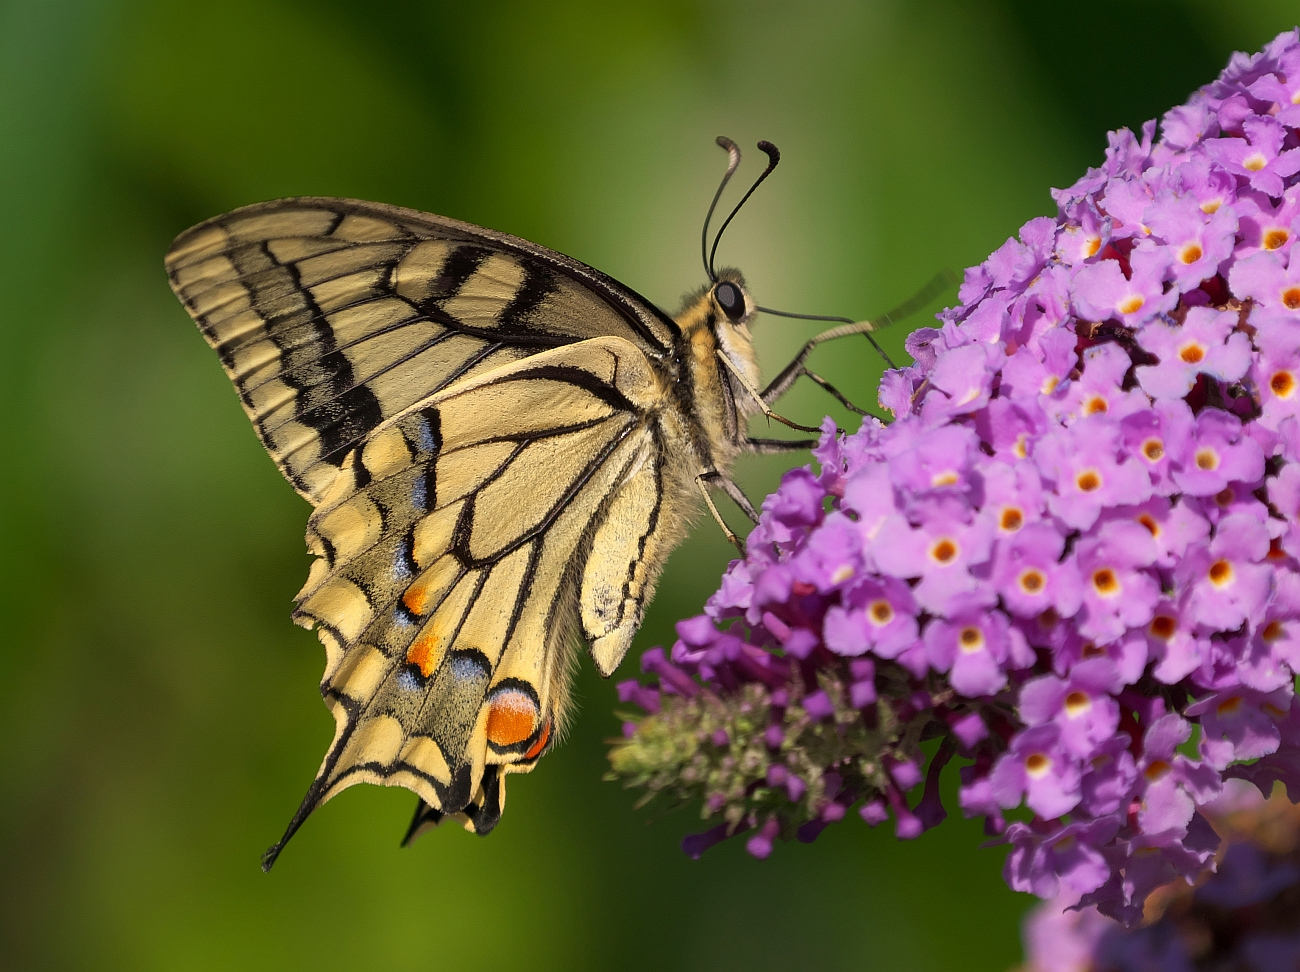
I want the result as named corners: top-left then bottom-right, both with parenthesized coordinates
top-left (1092, 568), bottom-right (1119, 595)
top-left (486, 688), bottom-right (540, 748)
top-left (1076, 470), bottom-right (1101, 492)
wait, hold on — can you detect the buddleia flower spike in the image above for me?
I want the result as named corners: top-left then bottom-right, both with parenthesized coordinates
top-left (609, 27), bottom-right (1300, 928)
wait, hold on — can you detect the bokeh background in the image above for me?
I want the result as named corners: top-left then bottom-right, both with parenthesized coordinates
top-left (3, 2), bottom-right (1298, 969)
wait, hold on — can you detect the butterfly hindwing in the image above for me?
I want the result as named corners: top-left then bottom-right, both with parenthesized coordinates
top-left (165, 197), bottom-right (678, 503)
top-left (258, 337), bottom-right (674, 861)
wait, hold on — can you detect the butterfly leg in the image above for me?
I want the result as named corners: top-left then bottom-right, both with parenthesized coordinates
top-left (696, 472), bottom-right (747, 553)
top-left (746, 437), bottom-right (817, 454)
top-left (713, 470), bottom-right (760, 523)
top-left (716, 351), bottom-right (822, 434)
top-left (761, 319), bottom-right (891, 407)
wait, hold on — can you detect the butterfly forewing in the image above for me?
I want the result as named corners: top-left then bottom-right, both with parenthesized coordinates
top-left (165, 197), bottom-right (678, 504)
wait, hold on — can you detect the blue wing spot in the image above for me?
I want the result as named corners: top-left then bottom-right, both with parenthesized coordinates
top-left (393, 600), bottom-right (416, 628)
top-left (448, 650), bottom-right (491, 684)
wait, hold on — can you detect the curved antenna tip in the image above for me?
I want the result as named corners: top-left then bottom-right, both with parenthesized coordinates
top-left (701, 137), bottom-right (744, 282)
top-left (708, 139), bottom-right (782, 277)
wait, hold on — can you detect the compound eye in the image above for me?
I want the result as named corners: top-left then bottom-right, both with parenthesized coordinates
top-left (714, 281), bottom-right (746, 321)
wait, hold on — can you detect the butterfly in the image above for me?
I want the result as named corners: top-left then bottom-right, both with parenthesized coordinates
top-left (166, 138), bottom-right (918, 869)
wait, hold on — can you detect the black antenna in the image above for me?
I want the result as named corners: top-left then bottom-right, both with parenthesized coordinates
top-left (701, 136), bottom-right (742, 282)
top-left (708, 140), bottom-right (781, 279)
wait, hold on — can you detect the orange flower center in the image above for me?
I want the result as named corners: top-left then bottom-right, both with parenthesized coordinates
top-left (1209, 559), bottom-right (1234, 586)
top-left (1092, 568), bottom-right (1119, 595)
top-left (930, 539), bottom-right (958, 564)
top-left (1064, 691), bottom-right (1091, 717)
top-left (1195, 448), bottom-right (1219, 470)
top-left (869, 600), bottom-right (894, 625)
top-left (1142, 439), bottom-right (1164, 462)
top-left (1178, 243), bottom-right (1203, 265)
top-left (1144, 759), bottom-right (1171, 781)
top-left (1076, 470), bottom-right (1101, 492)
top-left (1019, 569), bottom-right (1046, 593)
top-left (1272, 370), bottom-right (1296, 398)
top-left (1264, 228), bottom-right (1290, 250)
top-left (1284, 287), bottom-right (1300, 310)
top-left (1025, 753), bottom-right (1051, 777)
top-left (1000, 508), bottom-right (1024, 531)
top-left (1150, 615), bottom-right (1176, 639)
top-left (1118, 295), bottom-right (1145, 315)
top-left (1179, 342), bottom-right (1205, 363)
top-left (959, 627), bottom-right (984, 653)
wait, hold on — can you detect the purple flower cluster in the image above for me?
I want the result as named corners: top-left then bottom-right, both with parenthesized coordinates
top-left (1020, 782), bottom-right (1300, 971)
top-left (608, 29), bottom-right (1300, 926)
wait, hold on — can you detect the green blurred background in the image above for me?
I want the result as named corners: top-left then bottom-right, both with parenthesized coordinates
top-left (2, 2), bottom-right (1297, 969)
